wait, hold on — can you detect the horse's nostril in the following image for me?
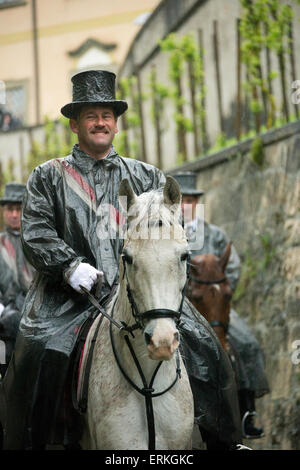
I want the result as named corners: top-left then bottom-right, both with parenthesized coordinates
top-left (144, 332), bottom-right (152, 345)
top-left (174, 331), bottom-right (179, 343)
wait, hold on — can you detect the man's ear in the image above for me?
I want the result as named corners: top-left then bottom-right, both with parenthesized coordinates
top-left (69, 118), bottom-right (79, 135)
top-left (114, 118), bottom-right (119, 135)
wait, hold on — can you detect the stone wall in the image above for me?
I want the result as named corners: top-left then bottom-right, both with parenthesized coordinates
top-left (169, 120), bottom-right (300, 450)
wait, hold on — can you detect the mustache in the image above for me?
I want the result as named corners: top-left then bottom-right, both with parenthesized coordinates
top-left (91, 125), bottom-right (108, 133)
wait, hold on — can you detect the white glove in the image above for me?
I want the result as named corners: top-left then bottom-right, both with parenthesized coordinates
top-left (68, 263), bottom-right (103, 294)
top-left (0, 303), bottom-right (4, 317)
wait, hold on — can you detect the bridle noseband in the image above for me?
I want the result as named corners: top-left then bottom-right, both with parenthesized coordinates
top-left (188, 274), bottom-right (227, 285)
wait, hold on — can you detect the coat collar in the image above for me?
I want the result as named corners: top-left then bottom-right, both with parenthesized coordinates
top-left (6, 226), bottom-right (20, 237)
top-left (70, 144), bottom-right (120, 172)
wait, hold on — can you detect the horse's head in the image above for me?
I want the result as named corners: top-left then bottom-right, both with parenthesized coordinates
top-left (187, 242), bottom-right (233, 350)
top-left (118, 176), bottom-right (189, 361)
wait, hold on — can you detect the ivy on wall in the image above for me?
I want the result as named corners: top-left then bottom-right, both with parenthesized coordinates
top-left (239, 0), bottom-right (295, 131)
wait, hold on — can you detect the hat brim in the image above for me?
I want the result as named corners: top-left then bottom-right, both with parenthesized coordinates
top-left (0, 198), bottom-right (23, 205)
top-left (61, 100), bottom-right (128, 118)
top-left (180, 189), bottom-right (205, 196)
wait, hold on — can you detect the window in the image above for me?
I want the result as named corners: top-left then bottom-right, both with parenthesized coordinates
top-left (0, 0), bottom-right (26, 9)
top-left (68, 38), bottom-right (117, 73)
top-left (0, 81), bottom-right (27, 131)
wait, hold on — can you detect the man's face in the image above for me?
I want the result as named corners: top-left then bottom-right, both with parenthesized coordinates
top-left (2, 203), bottom-right (22, 230)
top-left (69, 105), bottom-right (118, 158)
top-left (181, 195), bottom-right (200, 223)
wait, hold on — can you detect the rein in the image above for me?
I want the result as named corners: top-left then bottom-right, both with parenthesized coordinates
top-left (109, 310), bottom-right (182, 451)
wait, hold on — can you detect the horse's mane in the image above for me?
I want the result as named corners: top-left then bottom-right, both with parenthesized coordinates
top-left (124, 188), bottom-right (186, 244)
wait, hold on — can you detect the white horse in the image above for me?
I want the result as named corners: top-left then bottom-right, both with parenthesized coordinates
top-left (80, 176), bottom-right (194, 450)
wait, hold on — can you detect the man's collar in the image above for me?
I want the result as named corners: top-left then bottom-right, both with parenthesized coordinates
top-left (6, 226), bottom-right (20, 236)
top-left (185, 218), bottom-right (198, 232)
top-left (185, 218), bottom-right (207, 231)
top-left (70, 144), bottom-right (119, 172)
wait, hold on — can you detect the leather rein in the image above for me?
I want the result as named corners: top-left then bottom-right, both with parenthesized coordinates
top-left (80, 253), bottom-right (190, 450)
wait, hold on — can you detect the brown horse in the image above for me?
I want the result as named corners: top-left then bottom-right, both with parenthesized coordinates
top-left (187, 242), bottom-right (233, 351)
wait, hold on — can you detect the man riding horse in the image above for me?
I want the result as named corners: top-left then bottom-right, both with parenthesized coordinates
top-left (172, 171), bottom-right (270, 440)
top-left (0, 183), bottom-right (35, 379)
top-left (0, 71), bottom-right (243, 450)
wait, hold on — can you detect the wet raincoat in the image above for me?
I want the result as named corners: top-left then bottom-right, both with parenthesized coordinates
top-left (0, 145), bottom-right (241, 449)
top-left (0, 227), bottom-right (34, 304)
top-left (0, 227), bottom-right (35, 371)
top-left (187, 218), bottom-right (270, 397)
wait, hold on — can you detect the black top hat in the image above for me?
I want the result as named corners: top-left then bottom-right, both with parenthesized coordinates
top-left (0, 182), bottom-right (26, 205)
top-left (171, 172), bottom-right (204, 196)
top-left (61, 70), bottom-right (128, 118)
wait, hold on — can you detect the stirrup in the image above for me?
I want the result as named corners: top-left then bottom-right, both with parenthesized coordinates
top-left (242, 411), bottom-right (265, 439)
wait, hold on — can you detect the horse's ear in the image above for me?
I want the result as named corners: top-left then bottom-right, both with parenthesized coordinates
top-left (163, 175), bottom-right (182, 205)
top-left (219, 241), bottom-right (232, 272)
top-left (119, 178), bottom-right (137, 211)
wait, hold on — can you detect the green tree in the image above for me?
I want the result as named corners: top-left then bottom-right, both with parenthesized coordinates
top-left (160, 33), bottom-right (194, 163)
top-left (115, 76), bottom-right (145, 160)
top-left (26, 116), bottom-right (77, 178)
top-left (148, 66), bottom-right (170, 168)
top-left (239, 0), bottom-right (295, 129)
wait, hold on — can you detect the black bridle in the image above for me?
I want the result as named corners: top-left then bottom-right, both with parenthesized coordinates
top-left (188, 268), bottom-right (229, 333)
top-left (121, 253), bottom-right (187, 330)
top-left (81, 251), bottom-right (190, 450)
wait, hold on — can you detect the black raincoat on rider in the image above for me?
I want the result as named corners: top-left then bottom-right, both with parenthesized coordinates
top-left (0, 145), bottom-right (241, 449)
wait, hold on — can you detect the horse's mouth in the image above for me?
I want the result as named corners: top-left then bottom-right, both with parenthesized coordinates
top-left (147, 342), bottom-right (179, 361)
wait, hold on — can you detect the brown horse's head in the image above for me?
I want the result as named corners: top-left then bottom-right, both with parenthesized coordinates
top-left (187, 242), bottom-right (233, 350)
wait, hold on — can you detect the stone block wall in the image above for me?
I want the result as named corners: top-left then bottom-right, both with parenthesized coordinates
top-left (169, 120), bottom-right (300, 450)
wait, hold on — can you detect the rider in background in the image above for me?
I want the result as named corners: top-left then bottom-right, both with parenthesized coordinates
top-left (0, 183), bottom-right (35, 378)
top-left (172, 171), bottom-right (270, 440)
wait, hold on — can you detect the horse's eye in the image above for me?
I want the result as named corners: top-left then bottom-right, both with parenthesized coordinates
top-left (122, 251), bottom-right (133, 265)
top-left (224, 292), bottom-right (232, 300)
top-left (181, 252), bottom-right (189, 262)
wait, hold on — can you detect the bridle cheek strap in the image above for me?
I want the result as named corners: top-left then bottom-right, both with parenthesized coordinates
top-left (209, 320), bottom-right (229, 333)
top-left (123, 257), bottom-right (189, 330)
top-left (189, 275), bottom-right (227, 285)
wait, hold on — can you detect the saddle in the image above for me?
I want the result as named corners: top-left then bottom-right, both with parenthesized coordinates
top-left (69, 284), bottom-right (118, 415)
top-left (70, 311), bottom-right (104, 414)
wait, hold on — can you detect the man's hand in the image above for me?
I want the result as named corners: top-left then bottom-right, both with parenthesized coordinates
top-left (68, 263), bottom-right (103, 294)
